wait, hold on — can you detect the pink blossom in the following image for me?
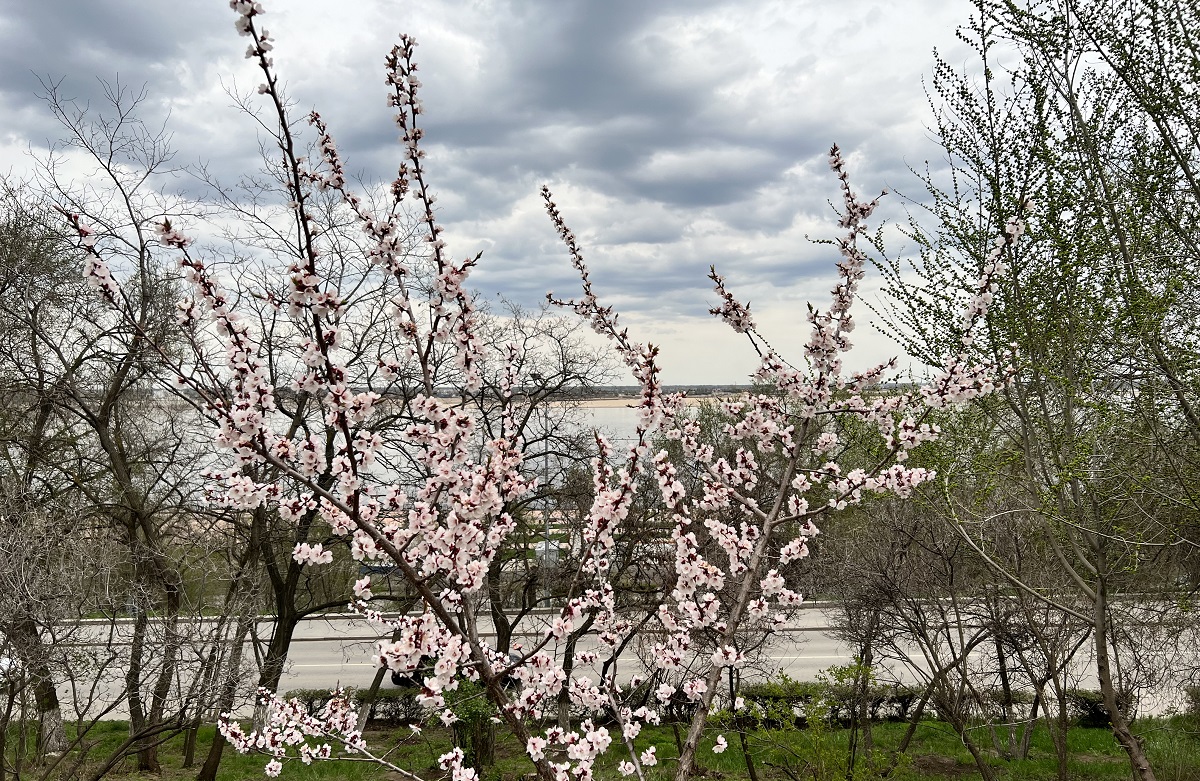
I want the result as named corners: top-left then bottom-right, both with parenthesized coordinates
top-left (292, 543), bottom-right (333, 566)
top-left (526, 736), bottom-right (548, 761)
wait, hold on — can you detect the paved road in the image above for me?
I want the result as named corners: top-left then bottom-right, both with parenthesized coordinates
top-left (280, 622), bottom-right (853, 692)
top-left (48, 605), bottom-right (1185, 719)
top-left (52, 607), bottom-right (852, 719)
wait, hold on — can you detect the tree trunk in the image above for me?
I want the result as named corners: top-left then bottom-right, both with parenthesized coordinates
top-left (128, 533), bottom-right (184, 773)
top-left (356, 620), bottom-right (409, 727)
top-left (487, 555), bottom-right (514, 654)
top-left (853, 638), bottom-right (875, 774)
top-left (7, 615), bottom-right (68, 758)
top-left (895, 686), bottom-right (930, 754)
top-left (1017, 690), bottom-right (1039, 761)
top-left (255, 612), bottom-right (300, 729)
top-left (724, 666), bottom-right (759, 781)
top-left (673, 660), bottom-right (728, 781)
top-left (35, 679), bottom-right (67, 758)
top-left (945, 708), bottom-right (998, 781)
top-left (993, 631), bottom-right (1015, 760)
top-left (181, 723), bottom-right (198, 768)
top-left (254, 494), bottom-right (324, 728)
top-left (1093, 581), bottom-right (1156, 781)
top-left (1044, 687), bottom-right (1070, 781)
top-left (454, 719), bottom-right (496, 768)
top-left (0, 683), bottom-right (9, 780)
top-left (147, 591), bottom-right (183, 757)
top-left (555, 620), bottom-right (593, 731)
top-left (198, 613), bottom-right (255, 781)
top-left (125, 606), bottom-right (160, 773)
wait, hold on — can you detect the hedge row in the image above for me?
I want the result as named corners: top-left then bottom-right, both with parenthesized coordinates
top-left (282, 687), bottom-right (425, 725)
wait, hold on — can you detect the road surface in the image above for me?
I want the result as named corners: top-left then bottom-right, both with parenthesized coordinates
top-left (46, 604), bottom-right (1185, 719)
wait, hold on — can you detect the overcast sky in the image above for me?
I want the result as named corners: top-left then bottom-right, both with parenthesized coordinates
top-left (0, 0), bottom-right (983, 385)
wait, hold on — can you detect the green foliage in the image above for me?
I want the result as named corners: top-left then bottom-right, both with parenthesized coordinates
top-left (739, 671), bottom-right (924, 728)
top-left (1185, 685), bottom-right (1200, 719)
top-left (1063, 689), bottom-right (1133, 729)
top-left (441, 677), bottom-right (497, 726)
top-left (12, 714), bottom-right (1200, 780)
top-left (441, 677), bottom-right (499, 769)
top-left (717, 665), bottom-right (901, 781)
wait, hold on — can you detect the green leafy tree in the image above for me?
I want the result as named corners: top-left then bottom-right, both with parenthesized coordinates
top-left (874, 3), bottom-right (1200, 779)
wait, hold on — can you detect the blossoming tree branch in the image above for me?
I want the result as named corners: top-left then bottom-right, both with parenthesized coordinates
top-left (60, 2), bottom-right (1023, 780)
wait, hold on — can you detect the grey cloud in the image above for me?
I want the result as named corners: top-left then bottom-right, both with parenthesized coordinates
top-left (0, 0), bottom-right (980, 380)
top-left (0, 1), bottom-right (226, 112)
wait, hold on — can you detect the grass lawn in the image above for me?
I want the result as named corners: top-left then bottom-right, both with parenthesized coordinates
top-left (18, 715), bottom-right (1200, 780)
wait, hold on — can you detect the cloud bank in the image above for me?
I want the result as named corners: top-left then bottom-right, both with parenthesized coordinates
top-left (0, 0), bottom-right (979, 383)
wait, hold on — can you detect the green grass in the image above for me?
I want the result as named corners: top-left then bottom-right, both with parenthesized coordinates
top-left (6, 716), bottom-right (1200, 780)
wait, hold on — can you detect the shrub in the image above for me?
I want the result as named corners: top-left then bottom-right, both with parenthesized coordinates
top-left (1065, 688), bottom-right (1133, 728)
top-left (739, 672), bottom-right (923, 728)
top-left (282, 687), bottom-right (425, 725)
top-left (1182, 685), bottom-right (1200, 718)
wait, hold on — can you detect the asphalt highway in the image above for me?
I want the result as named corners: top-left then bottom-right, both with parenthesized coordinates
top-left (44, 605), bottom-right (1185, 719)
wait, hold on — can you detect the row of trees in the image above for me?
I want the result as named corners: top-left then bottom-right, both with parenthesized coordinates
top-left (808, 485), bottom-right (1196, 781)
top-left (2, 0), bottom-right (1197, 780)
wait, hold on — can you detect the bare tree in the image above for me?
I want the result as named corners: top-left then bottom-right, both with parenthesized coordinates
top-left (11, 82), bottom-right (262, 773)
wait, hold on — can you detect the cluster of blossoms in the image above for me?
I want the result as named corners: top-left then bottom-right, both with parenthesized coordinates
top-left (57, 209), bottom-right (120, 302)
top-left (66, 5), bottom-right (549, 778)
top-left (540, 142), bottom-right (1020, 779)
top-left (218, 688), bottom-right (353, 778)
top-left (707, 270), bottom-right (755, 334)
top-left (64, 4), bottom-right (1025, 780)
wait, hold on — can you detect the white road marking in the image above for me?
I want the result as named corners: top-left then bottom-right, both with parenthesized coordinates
top-left (771, 655), bottom-right (846, 660)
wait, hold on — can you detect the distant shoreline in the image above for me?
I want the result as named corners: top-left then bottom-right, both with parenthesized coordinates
top-left (558, 395), bottom-right (734, 409)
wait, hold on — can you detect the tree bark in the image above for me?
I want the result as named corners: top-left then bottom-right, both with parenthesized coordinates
top-left (197, 506), bottom-right (263, 781)
top-left (1093, 576), bottom-right (1156, 781)
top-left (6, 616), bottom-right (68, 758)
top-left (197, 613), bottom-right (255, 781)
top-left (125, 606), bottom-right (159, 773)
top-left (255, 613), bottom-right (299, 729)
top-left (945, 708), bottom-right (998, 781)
